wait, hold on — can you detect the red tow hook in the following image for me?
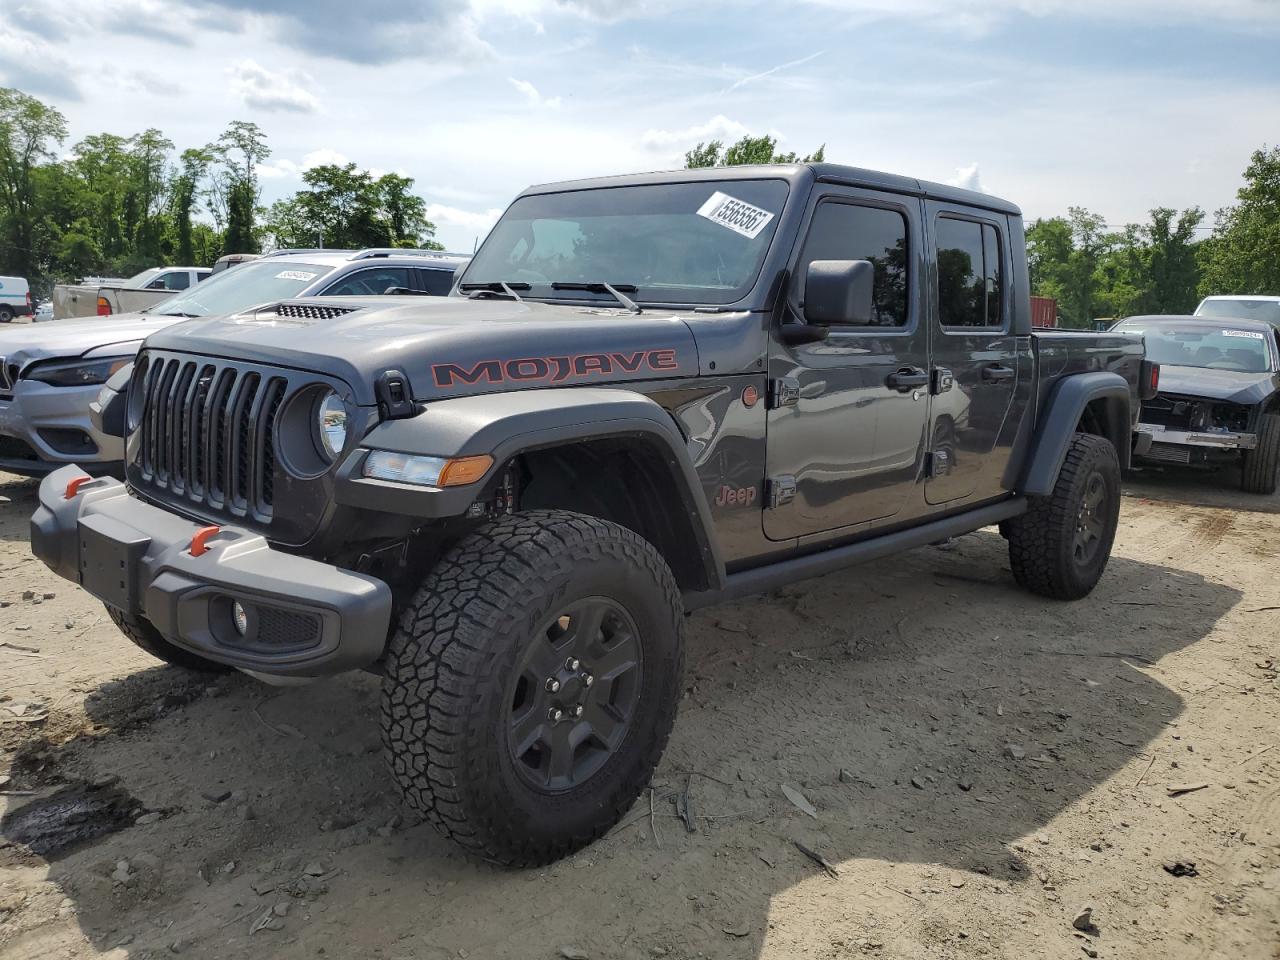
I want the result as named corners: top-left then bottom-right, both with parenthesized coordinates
top-left (64, 476), bottom-right (94, 500)
top-left (189, 525), bottom-right (222, 557)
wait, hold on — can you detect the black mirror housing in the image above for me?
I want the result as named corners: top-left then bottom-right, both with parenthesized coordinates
top-left (803, 259), bottom-right (875, 326)
top-left (90, 362), bottom-right (134, 439)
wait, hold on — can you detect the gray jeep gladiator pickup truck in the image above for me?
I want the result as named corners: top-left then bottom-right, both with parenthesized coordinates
top-left (31, 163), bottom-right (1150, 865)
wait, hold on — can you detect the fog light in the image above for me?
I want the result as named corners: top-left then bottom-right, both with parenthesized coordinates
top-left (232, 601), bottom-right (249, 637)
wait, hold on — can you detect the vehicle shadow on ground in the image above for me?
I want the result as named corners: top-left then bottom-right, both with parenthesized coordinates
top-left (0, 473), bottom-right (38, 548)
top-left (0, 523), bottom-right (1240, 960)
top-left (1124, 464), bottom-right (1280, 514)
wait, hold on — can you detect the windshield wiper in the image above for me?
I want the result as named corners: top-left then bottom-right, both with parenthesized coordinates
top-left (551, 282), bottom-right (642, 314)
top-left (459, 281), bottom-right (529, 302)
top-left (154, 310), bottom-right (201, 318)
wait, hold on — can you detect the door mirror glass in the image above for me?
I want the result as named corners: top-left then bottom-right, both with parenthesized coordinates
top-left (803, 259), bottom-right (875, 326)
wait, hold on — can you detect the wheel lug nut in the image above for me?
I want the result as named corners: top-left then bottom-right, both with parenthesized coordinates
top-left (583, 674), bottom-right (594, 687)
top-left (546, 678), bottom-right (560, 693)
top-left (549, 708), bottom-right (563, 722)
top-left (566, 658), bottom-right (580, 671)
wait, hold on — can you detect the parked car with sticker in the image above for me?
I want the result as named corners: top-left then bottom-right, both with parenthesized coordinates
top-left (1116, 313), bottom-right (1280, 492)
top-left (0, 248), bottom-right (467, 477)
top-left (33, 163), bottom-right (1147, 866)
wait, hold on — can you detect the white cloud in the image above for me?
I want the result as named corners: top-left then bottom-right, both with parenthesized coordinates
top-left (641, 114), bottom-right (750, 150)
top-left (946, 163), bottom-right (986, 193)
top-left (426, 203), bottom-right (505, 236)
top-left (302, 148), bottom-right (350, 169)
top-left (227, 59), bottom-right (319, 113)
top-left (508, 77), bottom-right (562, 108)
top-left (724, 50), bottom-right (824, 93)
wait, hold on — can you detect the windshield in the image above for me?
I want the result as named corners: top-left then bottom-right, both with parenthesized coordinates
top-left (463, 179), bottom-right (790, 306)
top-left (147, 260), bottom-right (330, 317)
top-left (1196, 298), bottom-right (1280, 326)
top-left (1114, 319), bottom-right (1274, 373)
top-left (125, 268), bottom-right (164, 288)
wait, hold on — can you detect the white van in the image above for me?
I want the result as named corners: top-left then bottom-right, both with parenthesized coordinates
top-left (0, 275), bottom-right (32, 322)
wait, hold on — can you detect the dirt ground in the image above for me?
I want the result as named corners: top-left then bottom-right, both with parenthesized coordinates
top-left (1, 464), bottom-right (1278, 960)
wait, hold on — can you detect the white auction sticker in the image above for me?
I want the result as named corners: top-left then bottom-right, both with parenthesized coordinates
top-left (275, 270), bottom-right (318, 282)
top-left (1223, 329), bottom-right (1265, 340)
top-left (696, 191), bottom-right (775, 239)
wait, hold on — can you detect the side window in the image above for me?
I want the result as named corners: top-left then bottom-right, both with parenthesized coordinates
top-left (323, 267), bottom-right (413, 296)
top-left (196, 271), bottom-right (211, 282)
top-left (419, 269), bottom-right (456, 296)
top-left (798, 201), bottom-right (910, 327)
top-left (156, 272), bottom-right (191, 290)
top-left (935, 216), bottom-right (1003, 329)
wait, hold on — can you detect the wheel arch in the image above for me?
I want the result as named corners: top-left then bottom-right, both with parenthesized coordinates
top-left (1020, 372), bottom-right (1132, 497)
top-left (336, 387), bottom-right (725, 595)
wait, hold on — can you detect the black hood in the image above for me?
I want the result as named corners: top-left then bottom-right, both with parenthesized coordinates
top-left (1154, 364), bottom-right (1280, 405)
top-left (142, 296), bottom-right (700, 405)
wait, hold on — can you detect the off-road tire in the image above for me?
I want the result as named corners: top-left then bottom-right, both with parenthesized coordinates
top-left (106, 604), bottom-right (232, 672)
top-left (381, 510), bottom-right (685, 866)
top-left (1240, 413), bottom-right (1280, 495)
top-left (1006, 433), bottom-right (1120, 601)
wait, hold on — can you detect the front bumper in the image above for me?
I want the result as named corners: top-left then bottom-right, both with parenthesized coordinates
top-left (31, 465), bottom-right (392, 679)
top-left (0, 379), bottom-right (124, 475)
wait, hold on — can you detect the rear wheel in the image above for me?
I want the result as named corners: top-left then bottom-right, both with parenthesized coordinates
top-left (105, 605), bottom-right (232, 672)
top-left (1006, 433), bottom-right (1121, 600)
top-left (381, 510), bottom-right (685, 866)
top-left (0, 306), bottom-right (13, 323)
top-left (1240, 413), bottom-right (1280, 495)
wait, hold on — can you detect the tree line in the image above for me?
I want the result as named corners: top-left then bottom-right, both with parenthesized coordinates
top-left (0, 87), bottom-right (440, 294)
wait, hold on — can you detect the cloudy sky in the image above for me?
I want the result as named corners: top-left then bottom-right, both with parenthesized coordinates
top-left (1, 0), bottom-right (1278, 251)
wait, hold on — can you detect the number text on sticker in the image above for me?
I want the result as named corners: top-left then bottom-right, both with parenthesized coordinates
top-left (696, 191), bottom-right (775, 240)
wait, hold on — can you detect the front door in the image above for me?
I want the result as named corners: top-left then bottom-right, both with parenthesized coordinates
top-left (764, 190), bottom-right (930, 540)
top-left (924, 205), bottom-right (1021, 504)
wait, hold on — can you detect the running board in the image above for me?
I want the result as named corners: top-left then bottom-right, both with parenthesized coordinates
top-left (684, 497), bottom-right (1026, 611)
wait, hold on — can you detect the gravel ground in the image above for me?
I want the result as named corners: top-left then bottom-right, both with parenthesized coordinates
top-left (1, 464), bottom-right (1277, 960)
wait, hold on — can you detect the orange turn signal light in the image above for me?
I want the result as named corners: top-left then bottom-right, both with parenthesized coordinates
top-left (437, 455), bottom-right (494, 487)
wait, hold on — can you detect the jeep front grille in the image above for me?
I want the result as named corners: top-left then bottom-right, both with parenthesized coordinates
top-left (137, 355), bottom-right (287, 519)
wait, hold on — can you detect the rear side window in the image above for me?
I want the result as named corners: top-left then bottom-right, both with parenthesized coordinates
top-left (936, 216), bottom-right (1003, 329)
top-left (419, 268), bottom-right (455, 296)
top-left (161, 272), bottom-right (192, 290)
top-left (797, 201), bottom-right (910, 327)
top-left (323, 267), bottom-right (413, 296)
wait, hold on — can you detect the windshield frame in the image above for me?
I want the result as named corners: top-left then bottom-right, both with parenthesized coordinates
top-left (1114, 318), bottom-right (1278, 374)
top-left (459, 176), bottom-right (800, 312)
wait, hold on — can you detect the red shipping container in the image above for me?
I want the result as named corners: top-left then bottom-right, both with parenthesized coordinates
top-left (1030, 296), bottom-right (1057, 328)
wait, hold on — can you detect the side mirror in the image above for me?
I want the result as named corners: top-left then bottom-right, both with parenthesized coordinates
top-left (803, 259), bottom-right (875, 326)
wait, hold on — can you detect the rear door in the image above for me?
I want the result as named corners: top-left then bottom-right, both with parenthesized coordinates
top-left (764, 188), bottom-right (929, 540)
top-left (923, 205), bottom-right (1022, 504)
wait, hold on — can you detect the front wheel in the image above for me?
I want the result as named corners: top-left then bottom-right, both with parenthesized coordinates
top-left (381, 510), bottom-right (685, 866)
top-left (1240, 413), bottom-right (1280, 495)
top-left (1006, 433), bottom-right (1121, 600)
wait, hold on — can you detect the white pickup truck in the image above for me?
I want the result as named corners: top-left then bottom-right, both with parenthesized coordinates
top-left (52, 266), bottom-right (210, 320)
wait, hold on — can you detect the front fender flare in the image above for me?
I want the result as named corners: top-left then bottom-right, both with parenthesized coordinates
top-left (1021, 372), bottom-right (1132, 497)
top-left (334, 387), bottom-right (725, 591)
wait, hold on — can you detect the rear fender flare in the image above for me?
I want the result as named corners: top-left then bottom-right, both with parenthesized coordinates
top-left (1021, 372), bottom-right (1131, 497)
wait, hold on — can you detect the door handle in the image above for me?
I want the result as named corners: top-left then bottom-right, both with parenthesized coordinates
top-left (886, 367), bottom-right (929, 392)
top-left (981, 364), bottom-right (1015, 383)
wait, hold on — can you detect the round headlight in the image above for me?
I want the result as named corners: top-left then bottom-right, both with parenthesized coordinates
top-left (316, 391), bottom-right (348, 460)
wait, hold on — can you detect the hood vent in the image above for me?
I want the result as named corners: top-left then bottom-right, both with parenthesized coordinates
top-left (275, 302), bottom-right (359, 321)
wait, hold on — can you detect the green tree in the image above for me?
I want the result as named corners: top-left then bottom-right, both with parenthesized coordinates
top-left (684, 134), bottom-right (825, 169)
top-left (0, 87), bottom-right (68, 283)
top-left (171, 147), bottom-right (212, 265)
top-left (264, 163), bottom-right (438, 250)
top-left (208, 120), bottom-right (268, 247)
top-left (1199, 145), bottom-right (1280, 296)
top-left (223, 179), bottom-right (257, 255)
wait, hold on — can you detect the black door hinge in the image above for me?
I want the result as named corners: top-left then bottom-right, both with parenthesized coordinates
top-left (766, 474), bottom-right (797, 508)
top-left (768, 377), bottom-right (800, 409)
